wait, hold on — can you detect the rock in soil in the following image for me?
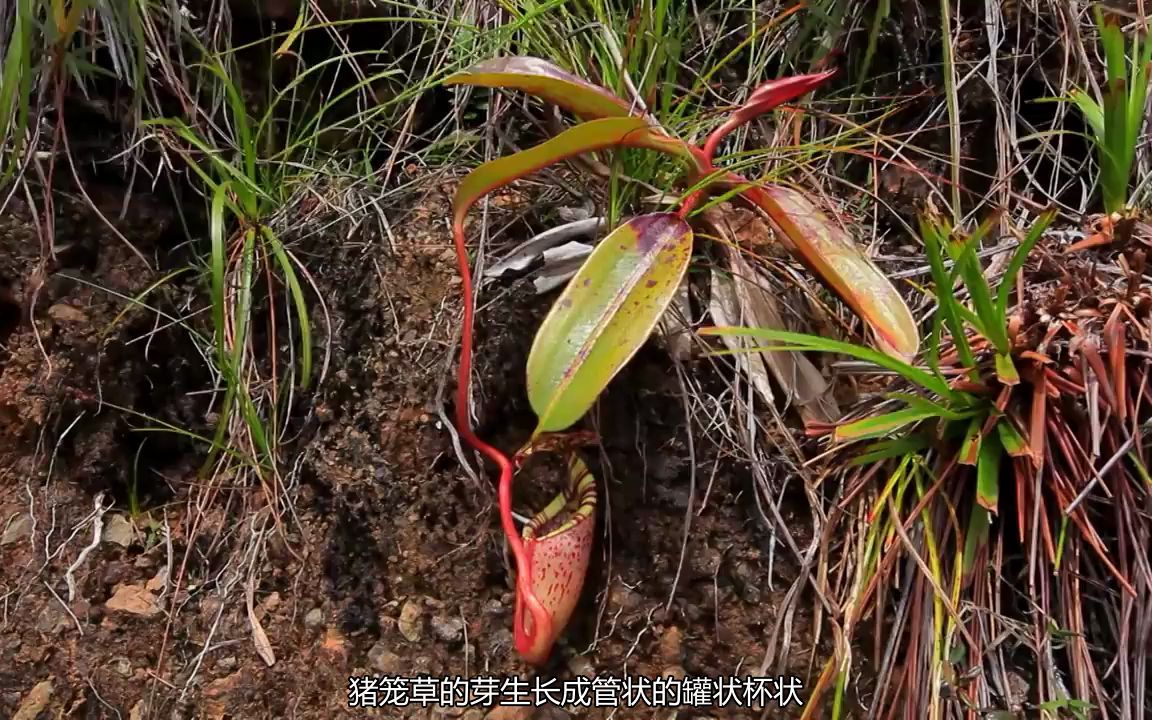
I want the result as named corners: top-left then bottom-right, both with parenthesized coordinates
top-left (367, 641), bottom-right (403, 674)
top-left (13, 678), bottom-right (53, 720)
top-left (430, 614), bottom-right (464, 643)
top-left (104, 584), bottom-right (161, 616)
top-left (1, 513), bottom-right (31, 546)
top-left (303, 607), bottom-right (325, 628)
top-left (398, 599), bottom-right (425, 642)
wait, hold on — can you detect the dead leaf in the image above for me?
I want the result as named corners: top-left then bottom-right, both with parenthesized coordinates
top-left (13, 678), bottom-right (54, 720)
top-left (657, 278), bottom-right (694, 361)
top-left (105, 584), bottom-right (160, 616)
top-left (47, 303), bottom-right (87, 324)
top-left (708, 242), bottom-right (839, 423)
top-left (485, 217), bottom-right (604, 278)
top-left (202, 670), bottom-right (244, 720)
top-left (246, 579), bottom-right (276, 666)
top-left (532, 241), bottom-right (594, 294)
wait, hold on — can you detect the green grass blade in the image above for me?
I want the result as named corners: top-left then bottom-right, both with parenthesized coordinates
top-left (210, 183), bottom-right (229, 368)
top-left (701, 326), bottom-right (954, 399)
top-left (995, 208), bottom-right (1057, 319)
top-left (1068, 90), bottom-right (1105, 142)
top-left (887, 392), bottom-right (977, 421)
top-left (949, 215), bottom-right (1009, 351)
top-left (920, 213), bottom-right (976, 369)
top-left (997, 418), bottom-right (1030, 458)
top-left (261, 226), bottom-right (313, 390)
top-left (959, 416), bottom-right (983, 465)
top-left (962, 505), bottom-right (990, 575)
top-left (850, 434), bottom-right (932, 466)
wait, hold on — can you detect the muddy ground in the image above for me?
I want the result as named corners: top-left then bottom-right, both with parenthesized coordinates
top-left (0, 169), bottom-right (834, 719)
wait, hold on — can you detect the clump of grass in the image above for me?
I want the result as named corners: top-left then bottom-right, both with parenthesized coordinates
top-left (704, 204), bottom-right (1152, 717)
top-left (1067, 6), bottom-right (1152, 216)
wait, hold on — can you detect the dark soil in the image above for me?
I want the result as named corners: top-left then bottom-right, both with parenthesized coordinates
top-left (0, 2), bottom-right (1109, 718)
top-left (0, 173), bottom-right (825, 719)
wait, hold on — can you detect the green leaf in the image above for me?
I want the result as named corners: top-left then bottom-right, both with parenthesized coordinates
top-left (700, 326), bottom-right (953, 399)
top-left (948, 214), bottom-right (1009, 352)
top-left (261, 226), bottom-right (313, 390)
top-left (834, 407), bottom-right (938, 442)
top-left (738, 184), bottom-right (920, 361)
top-left (849, 434), bottom-right (932, 466)
top-left (976, 427), bottom-right (1002, 512)
top-left (919, 212), bottom-right (975, 371)
top-left (995, 208), bottom-right (1057, 319)
top-left (962, 505), bottom-right (990, 575)
top-left (994, 353), bottom-right (1018, 385)
top-left (527, 213), bottom-right (693, 434)
top-left (1068, 89), bottom-right (1105, 142)
top-left (443, 56), bottom-right (634, 121)
top-left (886, 392), bottom-right (977, 421)
top-left (996, 418), bottom-right (1030, 458)
top-left (452, 117), bottom-right (698, 228)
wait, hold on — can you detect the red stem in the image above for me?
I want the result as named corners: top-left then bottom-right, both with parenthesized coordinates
top-left (676, 126), bottom-right (727, 220)
top-left (451, 221), bottom-right (551, 657)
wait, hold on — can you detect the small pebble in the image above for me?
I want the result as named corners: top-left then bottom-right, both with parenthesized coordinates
top-left (430, 615), bottom-right (464, 643)
top-left (566, 654), bottom-right (595, 678)
top-left (111, 657), bottom-right (133, 677)
top-left (368, 641), bottom-right (403, 674)
top-left (398, 600), bottom-right (424, 642)
top-left (304, 608), bottom-right (324, 628)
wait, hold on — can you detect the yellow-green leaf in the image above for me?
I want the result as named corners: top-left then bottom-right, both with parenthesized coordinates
top-left (527, 213), bottom-right (693, 434)
top-left (995, 353), bottom-right (1019, 385)
top-left (739, 184), bottom-right (920, 361)
top-left (834, 407), bottom-right (936, 442)
top-left (443, 56), bottom-right (634, 121)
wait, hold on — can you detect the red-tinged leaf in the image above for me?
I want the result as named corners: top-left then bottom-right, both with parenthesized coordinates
top-left (1105, 303), bottom-right (1127, 423)
top-left (739, 184), bottom-right (920, 361)
top-left (526, 213), bottom-right (693, 434)
top-left (453, 117), bottom-right (703, 230)
top-left (1080, 339), bottom-right (1119, 413)
top-left (443, 56), bottom-right (634, 121)
top-left (1030, 369), bottom-right (1047, 469)
top-left (516, 454), bottom-right (597, 665)
top-left (703, 71), bottom-right (836, 159)
top-left (960, 417), bottom-right (983, 466)
top-left (976, 429), bottom-right (1002, 512)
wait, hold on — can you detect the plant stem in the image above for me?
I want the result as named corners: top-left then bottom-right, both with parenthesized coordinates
top-left (450, 220), bottom-right (552, 659)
